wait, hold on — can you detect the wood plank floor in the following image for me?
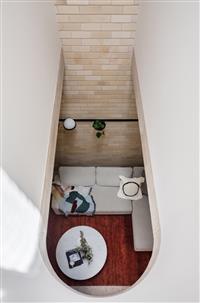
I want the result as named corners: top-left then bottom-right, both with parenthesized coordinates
top-left (47, 209), bottom-right (152, 286)
top-left (55, 121), bottom-right (143, 169)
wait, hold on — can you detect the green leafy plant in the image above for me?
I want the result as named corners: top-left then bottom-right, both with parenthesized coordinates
top-left (92, 120), bottom-right (106, 138)
top-left (76, 231), bottom-right (93, 264)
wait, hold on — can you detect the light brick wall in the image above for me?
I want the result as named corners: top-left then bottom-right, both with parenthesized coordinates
top-left (55, 0), bottom-right (139, 119)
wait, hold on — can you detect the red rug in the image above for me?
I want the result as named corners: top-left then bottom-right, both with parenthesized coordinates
top-left (47, 209), bottom-right (152, 286)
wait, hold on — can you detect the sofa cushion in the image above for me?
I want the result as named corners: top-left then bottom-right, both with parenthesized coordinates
top-left (117, 176), bottom-right (145, 200)
top-left (92, 185), bottom-right (132, 214)
top-left (96, 167), bottom-right (133, 187)
top-left (132, 196), bottom-right (153, 251)
top-left (59, 166), bottom-right (95, 187)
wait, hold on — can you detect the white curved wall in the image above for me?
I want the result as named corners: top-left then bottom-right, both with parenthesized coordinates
top-left (2, 1), bottom-right (61, 206)
top-left (1, 1), bottom-right (199, 302)
top-left (134, 1), bottom-right (199, 301)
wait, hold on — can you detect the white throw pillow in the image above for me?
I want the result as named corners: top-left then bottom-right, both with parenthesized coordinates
top-left (117, 176), bottom-right (145, 200)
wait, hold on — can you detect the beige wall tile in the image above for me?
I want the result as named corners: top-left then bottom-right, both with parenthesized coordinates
top-left (101, 64), bottom-right (130, 70)
top-left (89, 31), bottom-right (112, 38)
top-left (64, 87), bottom-right (128, 92)
top-left (59, 31), bottom-right (72, 38)
top-left (62, 94), bottom-right (133, 100)
top-left (65, 64), bottom-right (84, 70)
top-left (122, 23), bottom-right (135, 30)
top-left (63, 51), bottom-right (130, 59)
top-left (63, 80), bottom-right (132, 86)
top-left (61, 31), bottom-right (112, 39)
top-left (67, 0), bottom-right (89, 5)
top-left (111, 15), bottom-right (137, 23)
top-left (111, 1), bottom-right (136, 4)
top-left (79, 5), bottom-right (123, 14)
top-left (81, 23), bottom-right (122, 31)
top-left (57, 14), bottom-right (110, 23)
top-left (59, 31), bottom-right (90, 38)
top-left (64, 70), bottom-right (132, 76)
top-left (56, 6), bottom-right (79, 14)
top-left (64, 58), bottom-right (131, 65)
top-left (57, 23), bottom-right (82, 30)
top-left (65, 0), bottom-right (137, 5)
top-left (81, 23), bottom-right (102, 30)
top-left (56, 5), bottom-right (138, 15)
top-left (57, 0), bottom-right (138, 117)
top-left (62, 38), bottom-right (135, 46)
top-left (62, 38), bottom-right (82, 45)
top-left (101, 23), bottom-right (122, 31)
top-left (62, 45), bottom-right (90, 52)
top-left (63, 75), bottom-right (131, 81)
top-left (60, 30), bottom-right (136, 39)
top-left (64, 64), bottom-right (131, 71)
top-left (84, 76), bottom-right (102, 80)
top-left (123, 5), bottom-right (139, 14)
top-left (55, 0), bottom-right (66, 4)
top-left (89, 45), bottom-right (130, 52)
top-left (112, 31), bottom-right (135, 38)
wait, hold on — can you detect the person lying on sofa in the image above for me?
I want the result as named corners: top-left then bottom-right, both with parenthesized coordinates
top-left (51, 183), bottom-right (95, 216)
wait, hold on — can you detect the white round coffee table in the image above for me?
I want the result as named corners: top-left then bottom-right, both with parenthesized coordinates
top-left (56, 226), bottom-right (107, 280)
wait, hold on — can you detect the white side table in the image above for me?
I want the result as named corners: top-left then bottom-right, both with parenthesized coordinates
top-left (56, 226), bottom-right (107, 280)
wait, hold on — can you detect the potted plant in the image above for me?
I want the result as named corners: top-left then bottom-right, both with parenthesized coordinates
top-left (76, 231), bottom-right (93, 264)
top-left (92, 120), bottom-right (106, 138)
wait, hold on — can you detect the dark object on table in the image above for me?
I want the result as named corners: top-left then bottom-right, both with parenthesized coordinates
top-left (76, 231), bottom-right (93, 264)
top-left (92, 120), bottom-right (106, 138)
top-left (66, 249), bottom-right (83, 269)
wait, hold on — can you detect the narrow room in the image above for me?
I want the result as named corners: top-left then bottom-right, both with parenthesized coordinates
top-left (47, 0), bottom-right (153, 296)
top-left (2, 0), bottom-right (198, 302)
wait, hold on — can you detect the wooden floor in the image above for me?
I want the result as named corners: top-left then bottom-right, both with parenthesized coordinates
top-left (55, 121), bottom-right (143, 168)
top-left (47, 209), bottom-right (152, 286)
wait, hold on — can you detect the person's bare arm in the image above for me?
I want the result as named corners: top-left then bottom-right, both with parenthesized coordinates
top-left (52, 184), bottom-right (64, 198)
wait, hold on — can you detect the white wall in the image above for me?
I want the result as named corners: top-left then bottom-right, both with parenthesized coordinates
top-left (2, 1), bottom-right (61, 206)
top-left (134, 1), bottom-right (199, 301)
